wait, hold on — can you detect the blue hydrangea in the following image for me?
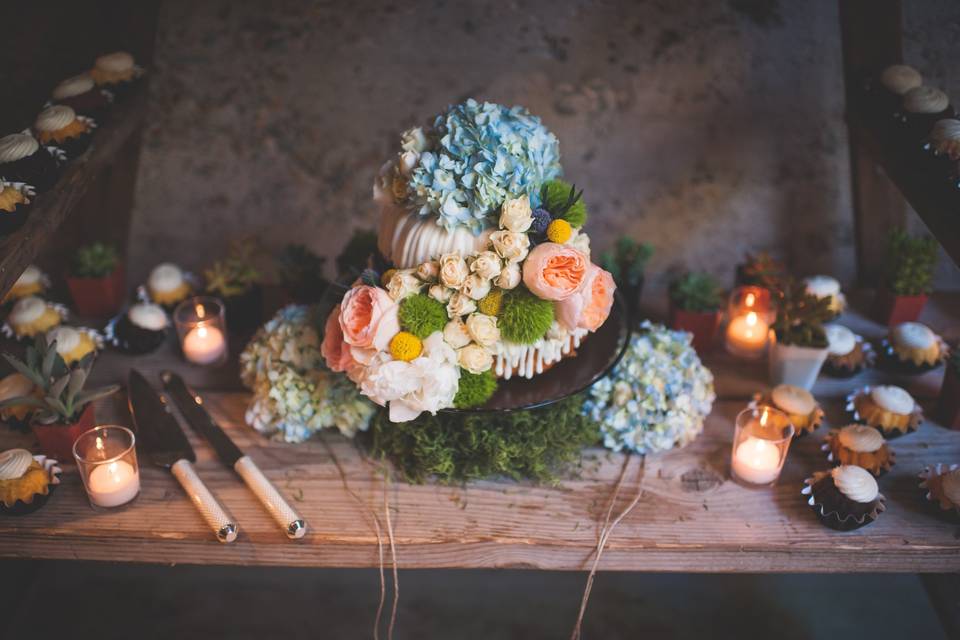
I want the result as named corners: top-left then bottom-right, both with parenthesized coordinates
top-left (583, 321), bottom-right (715, 455)
top-left (406, 99), bottom-right (562, 233)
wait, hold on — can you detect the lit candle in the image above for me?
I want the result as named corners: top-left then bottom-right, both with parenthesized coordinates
top-left (182, 323), bottom-right (226, 365)
top-left (726, 311), bottom-right (769, 359)
top-left (732, 436), bottom-right (781, 485)
top-left (87, 460), bottom-right (140, 507)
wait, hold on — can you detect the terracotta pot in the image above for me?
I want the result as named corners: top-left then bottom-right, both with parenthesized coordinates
top-left (875, 289), bottom-right (927, 326)
top-left (66, 263), bottom-right (126, 318)
top-left (31, 403), bottom-right (96, 463)
top-left (669, 305), bottom-right (721, 352)
top-left (937, 364), bottom-right (960, 430)
top-left (768, 333), bottom-right (828, 391)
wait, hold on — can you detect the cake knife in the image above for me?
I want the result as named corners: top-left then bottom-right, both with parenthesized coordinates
top-left (127, 369), bottom-right (238, 543)
top-left (159, 370), bottom-right (307, 540)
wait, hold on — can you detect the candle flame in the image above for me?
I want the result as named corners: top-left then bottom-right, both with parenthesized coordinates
top-left (196, 304), bottom-right (205, 319)
top-left (95, 436), bottom-right (104, 451)
top-left (745, 292), bottom-right (756, 307)
top-left (760, 408), bottom-right (769, 427)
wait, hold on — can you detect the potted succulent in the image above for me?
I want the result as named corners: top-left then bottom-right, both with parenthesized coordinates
top-left (599, 237), bottom-right (654, 323)
top-left (205, 239), bottom-right (265, 333)
top-left (735, 250), bottom-right (787, 296)
top-left (768, 280), bottom-right (832, 390)
top-left (0, 336), bottom-right (119, 461)
top-left (668, 272), bottom-right (723, 352)
top-left (276, 244), bottom-right (329, 304)
top-left (66, 242), bottom-right (126, 317)
top-left (876, 228), bottom-right (937, 326)
top-left (937, 351), bottom-right (960, 430)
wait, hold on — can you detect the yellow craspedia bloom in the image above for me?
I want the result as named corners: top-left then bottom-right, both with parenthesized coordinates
top-left (381, 269), bottom-right (397, 287)
top-left (389, 331), bottom-right (422, 361)
top-left (546, 219), bottom-right (572, 244)
top-left (478, 289), bottom-right (504, 316)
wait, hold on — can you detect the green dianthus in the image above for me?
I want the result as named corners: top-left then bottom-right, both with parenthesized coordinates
top-left (499, 286), bottom-right (554, 344)
top-left (453, 370), bottom-right (498, 409)
top-left (398, 294), bottom-right (447, 339)
top-left (541, 179), bottom-right (587, 228)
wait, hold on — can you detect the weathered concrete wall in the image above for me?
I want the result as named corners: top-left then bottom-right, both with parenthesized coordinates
top-left (129, 0), bottom-right (960, 291)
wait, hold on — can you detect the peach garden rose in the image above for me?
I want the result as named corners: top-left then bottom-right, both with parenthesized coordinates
top-left (338, 285), bottom-right (400, 352)
top-left (321, 304), bottom-right (357, 373)
top-left (522, 242), bottom-right (589, 301)
top-left (556, 264), bottom-right (616, 331)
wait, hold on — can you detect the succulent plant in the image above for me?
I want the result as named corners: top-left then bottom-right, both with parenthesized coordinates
top-left (737, 251), bottom-right (787, 293)
top-left (0, 336), bottom-right (119, 424)
top-left (72, 242), bottom-right (119, 278)
top-left (669, 272), bottom-right (723, 312)
top-left (771, 279), bottom-right (831, 349)
top-left (885, 228), bottom-right (938, 296)
top-left (600, 237), bottom-right (654, 289)
top-left (205, 238), bottom-right (263, 298)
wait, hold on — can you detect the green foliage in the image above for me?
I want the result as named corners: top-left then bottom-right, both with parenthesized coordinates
top-left (398, 294), bottom-right (447, 339)
top-left (541, 179), bottom-right (587, 227)
top-left (885, 228), bottom-right (938, 296)
top-left (72, 242), bottom-right (119, 278)
top-left (600, 237), bottom-right (654, 289)
top-left (336, 229), bottom-right (378, 277)
top-left (453, 370), bottom-right (498, 409)
top-left (276, 244), bottom-right (328, 301)
top-left (668, 272), bottom-right (723, 312)
top-left (205, 238), bottom-right (263, 298)
top-left (499, 286), bottom-right (555, 344)
top-left (371, 394), bottom-right (599, 483)
top-left (0, 336), bottom-right (119, 425)
top-left (737, 251), bottom-right (787, 293)
top-left (772, 280), bottom-right (831, 349)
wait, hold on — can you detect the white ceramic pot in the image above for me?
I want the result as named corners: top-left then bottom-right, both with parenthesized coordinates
top-left (768, 331), bottom-right (828, 390)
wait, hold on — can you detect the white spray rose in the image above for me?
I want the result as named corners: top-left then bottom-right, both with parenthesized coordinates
top-left (461, 273), bottom-right (492, 301)
top-left (499, 195), bottom-right (533, 232)
top-left (489, 230), bottom-right (530, 263)
top-left (417, 260), bottom-right (439, 282)
top-left (569, 228), bottom-right (591, 259)
top-left (443, 318), bottom-right (472, 349)
top-left (386, 269), bottom-right (423, 301)
top-left (400, 127), bottom-right (428, 153)
top-left (446, 292), bottom-right (477, 318)
top-left (398, 151), bottom-right (419, 176)
top-left (470, 250), bottom-right (502, 281)
top-left (359, 356), bottom-right (421, 406)
top-left (466, 313), bottom-right (500, 348)
top-left (439, 252), bottom-right (470, 289)
top-left (429, 284), bottom-right (453, 303)
top-left (457, 343), bottom-right (493, 374)
top-left (495, 262), bottom-right (522, 289)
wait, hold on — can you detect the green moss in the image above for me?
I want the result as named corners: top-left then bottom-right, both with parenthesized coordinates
top-left (453, 370), bottom-right (498, 409)
top-left (398, 294), bottom-right (447, 339)
top-left (371, 394), bottom-right (599, 483)
top-left (499, 286), bottom-right (554, 344)
top-left (541, 179), bottom-right (587, 227)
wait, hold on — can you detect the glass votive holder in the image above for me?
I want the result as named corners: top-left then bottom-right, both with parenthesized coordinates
top-left (73, 425), bottom-right (141, 509)
top-left (727, 285), bottom-right (774, 323)
top-left (730, 406), bottom-right (794, 487)
top-left (174, 296), bottom-right (228, 366)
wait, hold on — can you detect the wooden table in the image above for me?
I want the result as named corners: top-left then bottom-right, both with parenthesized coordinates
top-left (1, 293), bottom-right (958, 572)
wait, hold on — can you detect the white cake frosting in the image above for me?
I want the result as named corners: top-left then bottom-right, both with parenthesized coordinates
top-left (931, 119), bottom-right (960, 144)
top-left (804, 275), bottom-right (840, 298)
top-left (824, 324), bottom-right (856, 356)
top-left (892, 321), bottom-right (935, 350)
top-left (880, 64), bottom-right (922, 95)
top-left (903, 86), bottom-right (950, 114)
top-left (492, 323), bottom-right (589, 380)
top-left (379, 207), bottom-right (492, 269)
top-left (95, 51), bottom-right (135, 73)
top-left (870, 385), bottom-right (914, 415)
top-left (128, 303), bottom-right (168, 331)
top-left (942, 469), bottom-right (960, 505)
top-left (52, 73), bottom-right (95, 99)
top-left (831, 465), bottom-right (879, 503)
top-left (14, 265), bottom-right (42, 288)
top-left (47, 326), bottom-right (82, 355)
top-left (0, 449), bottom-right (33, 481)
top-left (0, 133), bottom-right (39, 163)
top-left (148, 263), bottom-right (184, 293)
top-left (9, 296), bottom-right (46, 325)
top-left (34, 105), bottom-right (77, 132)
top-left (837, 424), bottom-right (884, 453)
top-left (771, 384), bottom-right (815, 416)
top-left (0, 373), bottom-right (33, 402)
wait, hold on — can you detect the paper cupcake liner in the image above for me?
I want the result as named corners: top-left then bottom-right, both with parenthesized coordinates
top-left (802, 471), bottom-right (886, 531)
top-left (879, 336), bottom-right (949, 375)
top-left (918, 463), bottom-right (960, 524)
top-left (749, 392), bottom-right (824, 438)
top-left (0, 455), bottom-right (62, 516)
top-left (104, 310), bottom-right (168, 354)
top-left (822, 337), bottom-right (875, 378)
top-left (0, 302), bottom-right (70, 342)
top-left (845, 386), bottom-right (923, 439)
top-left (136, 271), bottom-right (200, 310)
top-left (99, 67), bottom-right (144, 102)
top-left (0, 145), bottom-right (62, 192)
top-left (0, 182), bottom-right (36, 235)
top-left (821, 430), bottom-right (896, 476)
top-left (52, 116), bottom-right (98, 160)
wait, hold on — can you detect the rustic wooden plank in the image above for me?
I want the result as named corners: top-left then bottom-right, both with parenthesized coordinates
top-left (1, 394), bottom-right (958, 572)
top-left (0, 90), bottom-right (148, 297)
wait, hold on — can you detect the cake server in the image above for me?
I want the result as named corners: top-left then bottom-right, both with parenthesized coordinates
top-left (127, 369), bottom-right (238, 543)
top-left (160, 370), bottom-right (307, 540)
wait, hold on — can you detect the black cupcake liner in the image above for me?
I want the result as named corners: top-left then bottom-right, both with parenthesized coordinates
top-left (105, 312), bottom-right (168, 355)
top-left (802, 474), bottom-right (885, 531)
top-left (53, 129), bottom-right (93, 160)
top-left (0, 146), bottom-right (62, 192)
top-left (896, 107), bottom-right (957, 142)
top-left (100, 75), bottom-right (142, 102)
top-left (0, 199), bottom-right (31, 236)
top-left (918, 463), bottom-right (960, 524)
top-left (0, 455), bottom-right (62, 516)
top-left (54, 89), bottom-right (113, 123)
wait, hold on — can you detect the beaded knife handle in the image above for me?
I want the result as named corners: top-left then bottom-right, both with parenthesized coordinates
top-left (234, 456), bottom-right (307, 539)
top-left (171, 459), bottom-right (238, 543)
